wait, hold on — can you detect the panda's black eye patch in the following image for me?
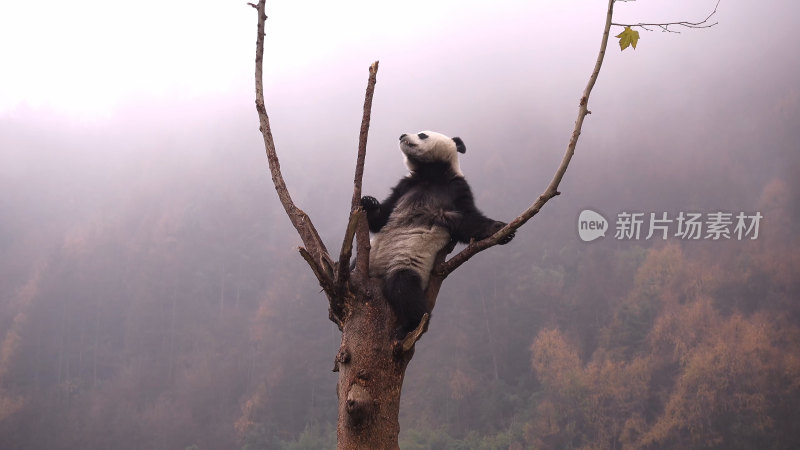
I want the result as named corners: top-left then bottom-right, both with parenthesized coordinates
top-left (417, 133), bottom-right (429, 140)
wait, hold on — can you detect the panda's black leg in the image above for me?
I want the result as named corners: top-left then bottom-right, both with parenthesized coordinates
top-left (383, 269), bottom-right (428, 340)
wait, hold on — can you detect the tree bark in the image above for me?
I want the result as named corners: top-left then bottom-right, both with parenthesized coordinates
top-left (332, 273), bottom-right (410, 449)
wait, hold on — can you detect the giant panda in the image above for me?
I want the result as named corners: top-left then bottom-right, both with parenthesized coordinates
top-left (361, 131), bottom-right (514, 338)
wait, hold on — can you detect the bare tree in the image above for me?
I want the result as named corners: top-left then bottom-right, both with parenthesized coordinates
top-left (248, 0), bottom-right (718, 448)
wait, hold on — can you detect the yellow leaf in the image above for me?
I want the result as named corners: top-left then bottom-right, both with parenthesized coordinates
top-left (615, 26), bottom-right (640, 51)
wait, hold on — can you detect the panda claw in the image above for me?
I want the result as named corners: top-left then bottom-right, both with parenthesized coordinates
top-left (360, 196), bottom-right (380, 211)
top-left (499, 231), bottom-right (515, 245)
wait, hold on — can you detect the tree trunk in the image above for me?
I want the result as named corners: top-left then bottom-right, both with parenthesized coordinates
top-left (333, 273), bottom-right (411, 449)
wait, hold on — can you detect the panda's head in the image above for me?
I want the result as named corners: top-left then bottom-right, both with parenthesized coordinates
top-left (399, 131), bottom-right (466, 177)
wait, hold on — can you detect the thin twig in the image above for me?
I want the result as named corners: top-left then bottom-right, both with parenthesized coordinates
top-left (299, 247), bottom-right (335, 296)
top-left (400, 313), bottom-right (429, 353)
top-left (612, 0), bottom-right (720, 33)
top-left (437, 0), bottom-right (617, 277)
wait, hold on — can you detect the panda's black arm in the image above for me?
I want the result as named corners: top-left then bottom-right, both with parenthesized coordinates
top-left (362, 178), bottom-right (416, 232)
top-left (450, 178), bottom-right (511, 244)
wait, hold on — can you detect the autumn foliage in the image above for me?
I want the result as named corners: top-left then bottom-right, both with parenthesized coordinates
top-left (529, 239), bottom-right (800, 449)
top-left (0, 101), bottom-right (797, 449)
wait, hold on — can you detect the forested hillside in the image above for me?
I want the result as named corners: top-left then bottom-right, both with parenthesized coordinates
top-left (0, 92), bottom-right (797, 449)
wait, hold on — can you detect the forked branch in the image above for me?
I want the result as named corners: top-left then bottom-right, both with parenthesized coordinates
top-left (253, 0), bottom-right (382, 318)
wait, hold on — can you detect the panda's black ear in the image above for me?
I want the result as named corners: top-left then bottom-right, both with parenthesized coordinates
top-left (452, 137), bottom-right (466, 154)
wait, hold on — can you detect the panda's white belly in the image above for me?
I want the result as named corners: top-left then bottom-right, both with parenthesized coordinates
top-left (368, 185), bottom-right (458, 287)
top-left (369, 223), bottom-right (450, 288)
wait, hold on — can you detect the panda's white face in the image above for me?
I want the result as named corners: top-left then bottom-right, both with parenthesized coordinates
top-left (399, 130), bottom-right (465, 176)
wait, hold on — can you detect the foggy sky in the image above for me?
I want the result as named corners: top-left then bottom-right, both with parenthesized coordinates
top-left (2, 0), bottom-right (799, 297)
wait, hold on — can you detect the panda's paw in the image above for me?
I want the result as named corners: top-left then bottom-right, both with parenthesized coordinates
top-left (360, 196), bottom-right (380, 211)
top-left (491, 221), bottom-right (515, 245)
top-left (498, 230), bottom-right (515, 245)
